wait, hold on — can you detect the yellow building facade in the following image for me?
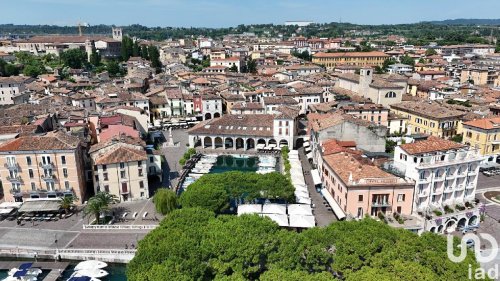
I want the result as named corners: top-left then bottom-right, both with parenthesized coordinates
top-left (462, 117), bottom-right (500, 162)
top-left (390, 102), bottom-right (464, 138)
top-left (312, 51), bottom-right (388, 69)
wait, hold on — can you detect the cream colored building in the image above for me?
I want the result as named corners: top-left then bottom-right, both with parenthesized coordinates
top-left (89, 138), bottom-right (161, 202)
top-left (0, 131), bottom-right (86, 204)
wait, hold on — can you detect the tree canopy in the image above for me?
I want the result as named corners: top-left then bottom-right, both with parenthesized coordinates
top-left (153, 189), bottom-right (178, 215)
top-left (127, 208), bottom-right (482, 281)
top-left (180, 171), bottom-right (295, 206)
top-left (60, 48), bottom-right (88, 69)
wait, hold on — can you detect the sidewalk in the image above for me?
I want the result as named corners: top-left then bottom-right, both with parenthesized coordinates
top-left (298, 147), bottom-right (337, 227)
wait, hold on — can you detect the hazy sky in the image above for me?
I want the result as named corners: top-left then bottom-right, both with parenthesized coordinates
top-left (3, 0), bottom-right (500, 27)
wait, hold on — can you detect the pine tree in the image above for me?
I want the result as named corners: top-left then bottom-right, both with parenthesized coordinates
top-left (132, 41), bottom-right (140, 57)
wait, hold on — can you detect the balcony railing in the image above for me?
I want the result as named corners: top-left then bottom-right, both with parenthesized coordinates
top-left (39, 162), bottom-right (54, 169)
top-left (41, 174), bottom-right (56, 181)
top-left (466, 183), bottom-right (475, 190)
top-left (6, 175), bottom-right (21, 182)
top-left (4, 163), bottom-right (19, 171)
top-left (417, 191), bottom-right (428, 197)
top-left (371, 201), bottom-right (391, 207)
top-left (9, 189), bottom-right (21, 194)
top-left (455, 184), bottom-right (465, 190)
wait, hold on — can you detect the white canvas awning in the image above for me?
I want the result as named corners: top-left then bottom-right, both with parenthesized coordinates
top-left (288, 204), bottom-right (313, 216)
top-left (294, 190), bottom-right (310, 199)
top-left (260, 214), bottom-right (289, 227)
top-left (296, 197), bottom-right (312, 205)
top-left (237, 204), bottom-right (262, 215)
top-left (0, 202), bottom-right (22, 209)
top-left (303, 141), bottom-right (310, 147)
top-left (304, 146), bottom-right (311, 153)
top-left (289, 215), bottom-right (315, 228)
top-left (262, 204), bottom-right (287, 215)
top-left (311, 169), bottom-right (322, 186)
top-left (320, 189), bottom-right (346, 220)
top-left (303, 136), bottom-right (310, 141)
top-left (306, 152), bottom-right (313, 159)
top-left (289, 150), bottom-right (299, 157)
top-left (0, 208), bottom-right (14, 215)
top-left (18, 199), bottom-right (61, 213)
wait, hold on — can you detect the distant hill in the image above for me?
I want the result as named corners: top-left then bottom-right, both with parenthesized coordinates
top-left (424, 18), bottom-right (500, 25)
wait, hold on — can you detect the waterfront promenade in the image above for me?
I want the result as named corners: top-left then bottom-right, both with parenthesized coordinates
top-left (0, 200), bottom-right (160, 263)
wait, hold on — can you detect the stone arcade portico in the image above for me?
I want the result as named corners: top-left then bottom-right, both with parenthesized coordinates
top-left (187, 110), bottom-right (298, 151)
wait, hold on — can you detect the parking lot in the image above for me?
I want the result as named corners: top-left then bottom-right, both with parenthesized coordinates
top-left (477, 172), bottom-right (500, 190)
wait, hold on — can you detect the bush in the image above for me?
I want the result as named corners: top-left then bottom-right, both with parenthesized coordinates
top-left (455, 204), bottom-right (465, 211)
top-left (433, 210), bottom-right (443, 217)
top-left (179, 158), bottom-right (186, 166)
top-left (444, 205), bottom-right (454, 214)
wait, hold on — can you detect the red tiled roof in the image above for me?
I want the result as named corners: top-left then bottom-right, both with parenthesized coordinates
top-left (399, 136), bottom-right (465, 155)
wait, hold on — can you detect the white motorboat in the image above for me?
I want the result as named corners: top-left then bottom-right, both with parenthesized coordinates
top-left (74, 260), bottom-right (107, 271)
top-left (3, 263), bottom-right (41, 281)
top-left (67, 276), bottom-right (101, 281)
top-left (71, 269), bottom-right (109, 279)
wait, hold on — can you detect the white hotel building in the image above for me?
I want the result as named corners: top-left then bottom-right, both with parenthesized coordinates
top-left (392, 136), bottom-right (483, 212)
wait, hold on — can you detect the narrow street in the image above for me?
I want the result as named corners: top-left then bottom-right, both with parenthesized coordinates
top-left (298, 146), bottom-right (337, 226)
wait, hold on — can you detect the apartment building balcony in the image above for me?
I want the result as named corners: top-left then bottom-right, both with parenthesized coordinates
top-left (9, 188), bottom-right (21, 194)
top-left (371, 201), bottom-right (391, 207)
top-left (4, 163), bottom-right (20, 171)
top-left (456, 172), bottom-right (467, 178)
top-left (432, 188), bottom-right (443, 195)
top-left (455, 184), bottom-right (465, 191)
top-left (41, 174), bottom-right (56, 181)
top-left (466, 183), bottom-right (475, 190)
top-left (468, 170), bottom-right (477, 176)
top-left (6, 175), bottom-right (21, 182)
top-left (39, 162), bottom-right (54, 169)
top-left (417, 191), bottom-right (429, 198)
top-left (418, 177), bottom-right (431, 184)
top-left (415, 149), bottom-right (483, 169)
top-left (443, 187), bottom-right (454, 193)
top-left (433, 174), bottom-right (446, 182)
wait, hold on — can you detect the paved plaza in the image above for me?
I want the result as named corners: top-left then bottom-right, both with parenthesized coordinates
top-left (0, 200), bottom-right (160, 252)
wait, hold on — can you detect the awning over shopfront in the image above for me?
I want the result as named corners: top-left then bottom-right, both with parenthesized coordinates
top-left (320, 188), bottom-right (346, 220)
top-left (18, 199), bottom-right (61, 213)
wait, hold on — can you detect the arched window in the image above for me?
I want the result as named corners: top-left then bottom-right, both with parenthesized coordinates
top-left (385, 91), bottom-right (397, 98)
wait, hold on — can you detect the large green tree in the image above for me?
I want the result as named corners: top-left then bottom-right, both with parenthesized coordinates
top-left (179, 183), bottom-right (229, 213)
top-left (153, 189), bottom-right (178, 215)
top-left (127, 209), bottom-right (482, 281)
top-left (60, 48), bottom-right (87, 69)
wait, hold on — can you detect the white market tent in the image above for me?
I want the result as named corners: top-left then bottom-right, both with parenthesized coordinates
top-left (296, 197), bottom-right (312, 205)
top-left (306, 152), bottom-right (313, 159)
top-left (320, 189), bottom-right (346, 220)
top-left (311, 169), bottom-right (322, 186)
top-left (262, 204), bottom-right (287, 215)
top-left (289, 215), bottom-right (315, 228)
top-left (303, 141), bottom-right (310, 147)
top-left (0, 202), bottom-right (22, 209)
top-left (288, 204), bottom-right (313, 216)
top-left (261, 214), bottom-right (289, 227)
top-left (237, 204), bottom-right (262, 216)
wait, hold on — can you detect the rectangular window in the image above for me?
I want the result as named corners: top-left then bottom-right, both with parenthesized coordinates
top-left (63, 168), bottom-right (68, 178)
top-left (61, 156), bottom-right (66, 165)
top-left (120, 171), bottom-right (126, 178)
top-left (120, 162), bottom-right (125, 169)
top-left (358, 195), bottom-right (363, 202)
top-left (139, 181), bottom-right (144, 189)
top-left (26, 156), bottom-right (32, 166)
top-left (104, 185), bottom-right (109, 192)
top-left (65, 181), bottom-right (70, 190)
top-left (103, 173), bottom-right (108, 181)
top-left (138, 169), bottom-right (143, 177)
top-left (31, 182), bottom-right (36, 191)
top-left (138, 161), bottom-right (142, 166)
top-left (95, 175), bottom-right (99, 182)
top-left (102, 164), bottom-right (107, 171)
top-left (150, 157), bottom-right (154, 163)
top-left (28, 169), bottom-right (34, 179)
top-left (397, 194), bottom-right (405, 202)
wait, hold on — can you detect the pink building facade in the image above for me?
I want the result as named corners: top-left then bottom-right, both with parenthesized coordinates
top-left (319, 151), bottom-right (415, 219)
